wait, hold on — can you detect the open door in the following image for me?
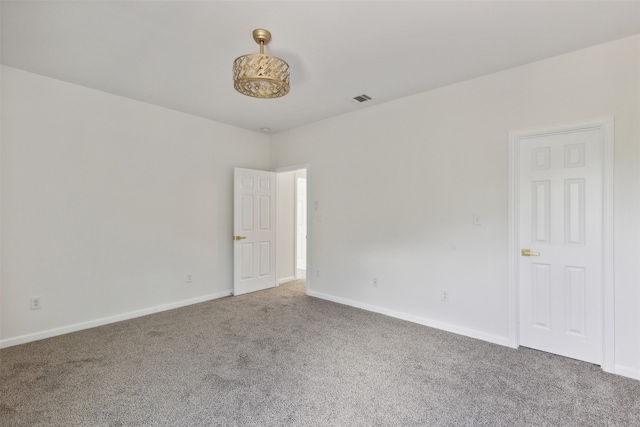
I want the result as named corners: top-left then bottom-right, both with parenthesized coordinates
top-left (233, 168), bottom-right (277, 296)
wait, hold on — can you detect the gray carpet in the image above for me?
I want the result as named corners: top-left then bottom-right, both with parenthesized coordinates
top-left (1, 279), bottom-right (639, 426)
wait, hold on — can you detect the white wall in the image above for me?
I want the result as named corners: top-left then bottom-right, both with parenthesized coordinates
top-left (0, 66), bottom-right (270, 346)
top-left (270, 36), bottom-right (640, 378)
top-left (277, 171), bottom-right (295, 282)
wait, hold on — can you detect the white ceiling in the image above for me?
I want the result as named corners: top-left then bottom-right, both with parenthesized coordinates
top-left (2, 1), bottom-right (640, 134)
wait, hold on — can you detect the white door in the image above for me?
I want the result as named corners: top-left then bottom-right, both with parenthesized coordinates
top-left (233, 168), bottom-right (276, 296)
top-left (295, 175), bottom-right (307, 271)
top-left (518, 127), bottom-right (603, 364)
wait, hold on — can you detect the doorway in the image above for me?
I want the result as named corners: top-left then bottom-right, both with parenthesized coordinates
top-left (276, 165), bottom-right (309, 288)
top-left (295, 172), bottom-right (307, 279)
top-left (508, 117), bottom-right (614, 371)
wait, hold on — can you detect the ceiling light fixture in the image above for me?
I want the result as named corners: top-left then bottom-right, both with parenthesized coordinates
top-left (233, 29), bottom-right (290, 99)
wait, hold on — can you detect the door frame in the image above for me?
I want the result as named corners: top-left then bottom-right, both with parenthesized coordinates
top-left (275, 164), bottom-right (310, 292)
top-left (507, 117), bottom-right (614, 373)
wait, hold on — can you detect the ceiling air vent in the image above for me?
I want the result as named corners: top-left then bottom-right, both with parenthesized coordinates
top-left (352, 94), bottom-right (372, 103)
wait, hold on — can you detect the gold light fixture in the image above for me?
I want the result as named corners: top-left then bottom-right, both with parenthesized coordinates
top-left (233, 29), bottom-right (290, 98)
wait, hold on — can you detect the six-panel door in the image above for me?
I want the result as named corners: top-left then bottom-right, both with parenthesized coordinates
top-left (233, 168), bottom-right (277, 296)
top-left (519, 128), bottom-right (603, 364)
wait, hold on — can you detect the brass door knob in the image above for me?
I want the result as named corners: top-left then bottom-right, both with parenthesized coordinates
top-left (234, 235), bottom-right (247, 241)
top-left (521, 248), bottom-right (540, 256)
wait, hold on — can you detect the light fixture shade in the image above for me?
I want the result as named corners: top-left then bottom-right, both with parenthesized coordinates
top-left (233, 53), bottom-right (290, 98)
top-left (233, 29), bottom-right (290, 99)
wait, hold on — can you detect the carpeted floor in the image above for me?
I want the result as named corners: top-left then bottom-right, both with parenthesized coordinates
top-left (1, 279), bottom-right (639, 426)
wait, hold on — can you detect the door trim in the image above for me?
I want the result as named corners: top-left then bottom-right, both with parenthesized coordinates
top-left (508, 117), bottom-right (614, 373)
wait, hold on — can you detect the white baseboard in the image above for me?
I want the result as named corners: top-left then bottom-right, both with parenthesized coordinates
top-left (307, 291), bottom-right (640, 381)
top-left (307, 290), bottom-right (510, 347)
top-left (615, 365), bottom-right (640, 380)
top-left (278, 276), bottom-right (296, 284)
top-left (0, 290), bottom-right (232, 349)
top-left (5, 288), bottom-right (639, 381)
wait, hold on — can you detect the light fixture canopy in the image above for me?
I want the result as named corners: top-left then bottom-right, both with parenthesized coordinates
top-left (233, 29), bottom-right (290, 99)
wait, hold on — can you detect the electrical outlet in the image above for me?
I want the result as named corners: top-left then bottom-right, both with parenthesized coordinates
top-left (441, 290), bottom-right (449, 302)
top-left (372, 278), bottom-right (378, 288)
top-left (186, 273), bottom-right (192, 283)
top-left (30, 296), bottom-right (42, 310)
top-left (473, 213), bottom-right (482, 225)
